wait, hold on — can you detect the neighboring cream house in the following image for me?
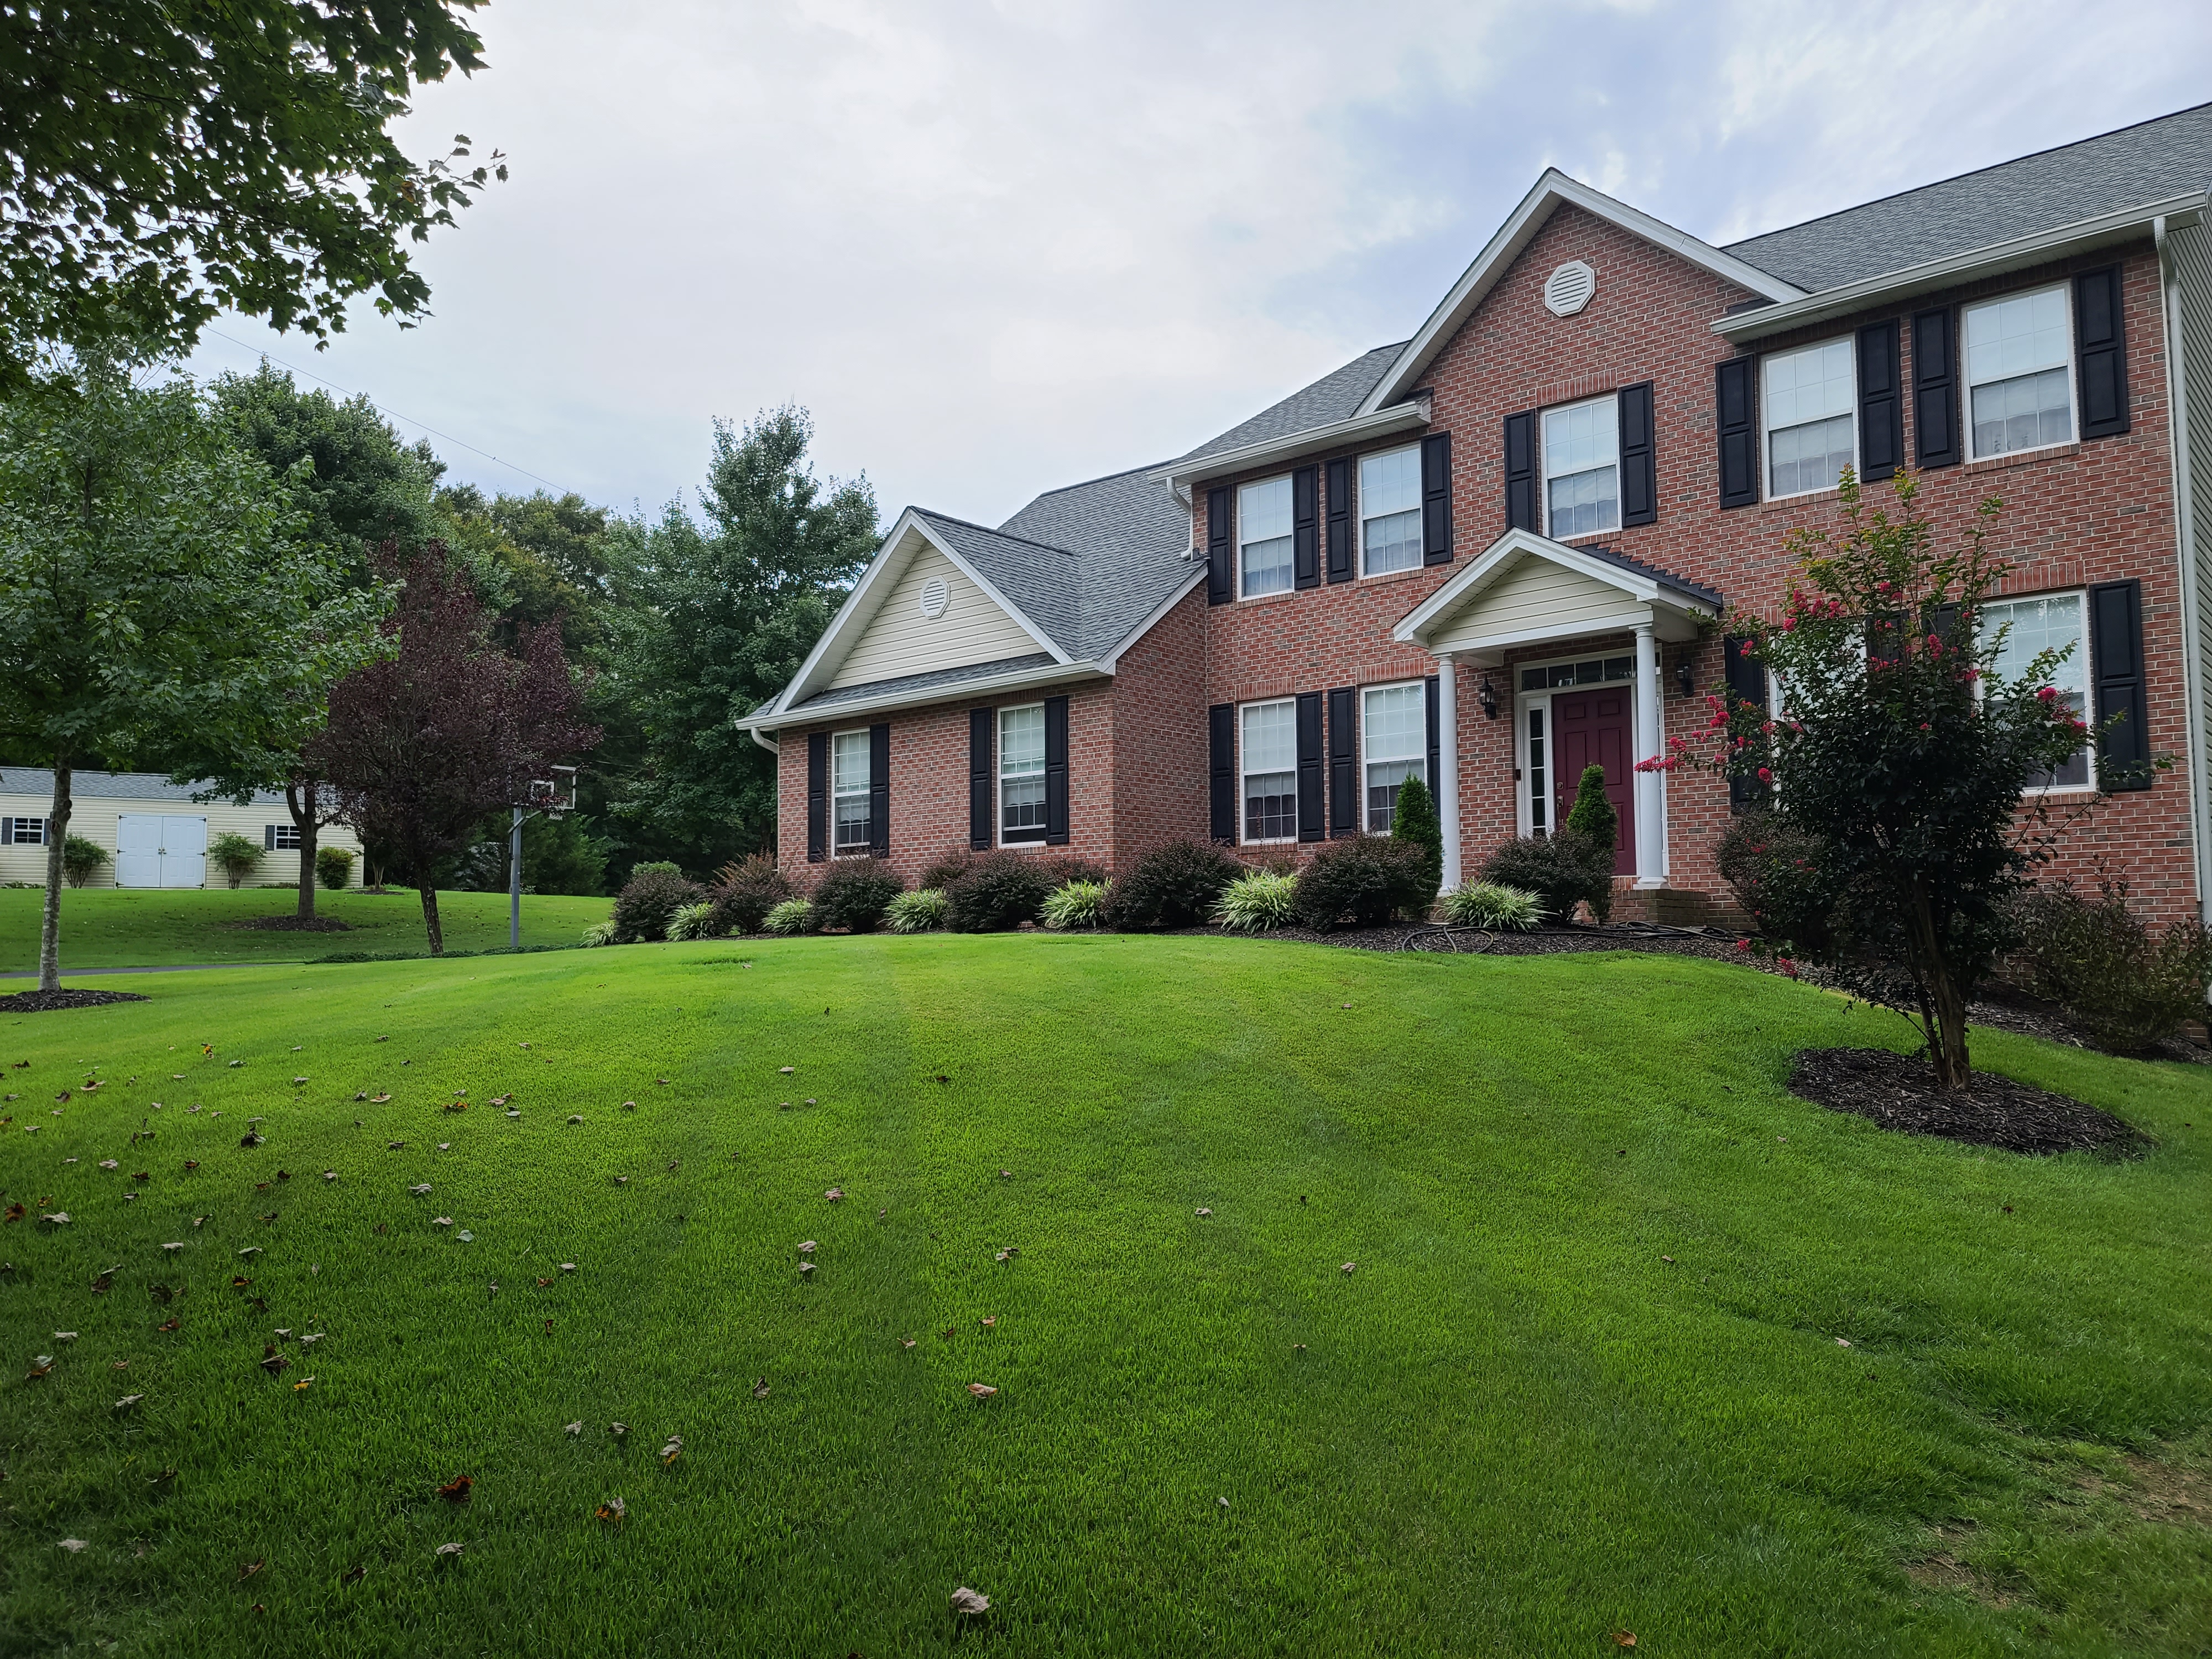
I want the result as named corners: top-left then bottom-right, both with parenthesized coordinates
top-left (0, 768), bottom-right (362, 890)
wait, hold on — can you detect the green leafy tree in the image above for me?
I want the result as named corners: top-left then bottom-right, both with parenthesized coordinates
top-left (0, 349), bottom-right (388, 989)
top-left (602, 408), bottom-right (877, 868)
top-left (1388, 773), bottom-right (1443, 909)
top-left (0, 1), bottom-right (501, 377)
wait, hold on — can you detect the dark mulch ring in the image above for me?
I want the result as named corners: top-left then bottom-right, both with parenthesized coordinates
top-left (0, 987), bottom-right (153, 1014)
top-left (223, 914), bottom-right (354, 932)
top-left (1789, 1046), bottom-right (2145, 1156)
top-left (1166, 919), bottom-right (1790, 971)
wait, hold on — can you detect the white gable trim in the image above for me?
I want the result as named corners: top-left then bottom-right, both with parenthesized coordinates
top-left (1359, 170), bottom-right (1806, 416)
top-left (1392, 526), bottom-right (1719, 648)
top-left (770, 509), bottom-right (1070, 716)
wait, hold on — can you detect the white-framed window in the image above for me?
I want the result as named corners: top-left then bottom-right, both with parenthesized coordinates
top-left (999, 703), bottom-right (1046, 843)
top-left (1525, 705), bottom-right (1548, 833)
top-left (831, 729), bottom-right (873, 855)
top-left (1240, 698), bottom-right (1297, 843)
top-left (4, 815), bottom-right (49, 846)
top-left (268, 823), bottom-right (302, 851)
top-left (1762, 338), bottom-right (1856, 499)
top-left (1238, 474), bottom-right (1295, 598)
top-left (1541, 395), bottom-right (1620, 538)
top-left (1359, 445), bottom-right (1422, 576)
top-left (1965, 284), bottom-right (2074, 460)
top-left (1360, 682), bottom-right (1426, 833)
top-left (1981, 591), bottom-right (2093, 790)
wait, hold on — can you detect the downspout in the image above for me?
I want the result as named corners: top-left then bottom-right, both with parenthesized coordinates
top-left (749, 727), bottom-right (779, 757)
top-left (2154, 215), bottom-right (2212, 926)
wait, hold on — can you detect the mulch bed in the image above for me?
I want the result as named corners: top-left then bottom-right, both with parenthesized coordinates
top-left (0, 988), bottom-right (152, 1014)
top-left (223, 915), bottom-right (353, 932)
top-left (1788, 1046), bottom-right (2144, 1156)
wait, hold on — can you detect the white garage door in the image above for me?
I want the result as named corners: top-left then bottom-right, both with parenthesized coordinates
top-left (115, 815), bottom-right (207, 889)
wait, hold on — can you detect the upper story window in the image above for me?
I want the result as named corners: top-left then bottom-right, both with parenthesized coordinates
top-left (1360, 682), bottom-right (1426, 832)
top-left (1238, 474), bottom-right (1294, 597)
top-left (831, 729), bottom-right (872, 855)
top-left (1966, 285), bottom-right (2074, 458)
top-left (1982, 592), bottom-right (2091, 789)
top-left (999, 703), bottom-right (1046, 843)
top-left (1542, 395), bottom-right (1619, 538)
top-left (1763, 338), bottom-right (1856, 498)
top-left (1240, 698), bottom-right (1297, 842)
top-left (1359, 446), bottom-right (1422, 575)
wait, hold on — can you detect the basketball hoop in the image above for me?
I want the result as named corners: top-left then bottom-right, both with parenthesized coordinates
top-left (510, 767), bottom-right (578, 950)
top-left (530, 766), bottom-right (577, 816)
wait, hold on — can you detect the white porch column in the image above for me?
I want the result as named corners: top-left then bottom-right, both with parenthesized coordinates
top-left (1436, 654), bottom-right (1460, 890)
top-left (1632, 622), bottom-right (1666, 888)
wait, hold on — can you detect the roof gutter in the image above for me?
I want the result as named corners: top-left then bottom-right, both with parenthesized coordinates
top-left (1148, 401), bottom-right (1430, 497)
top-left (1712, 192), bottom-right (2209, 343)
top-left (737, 658), bottom-right (1108, 733)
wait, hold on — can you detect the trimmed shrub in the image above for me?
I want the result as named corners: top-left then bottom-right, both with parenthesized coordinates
top-left (61, 834), bottom-right (108, 888)
top-left (629, 859), bottom-right (682, 879)
top-left (1559, 766), bottom-right (1620, 922)
top-left (811, 858), bottom-right (905, 933)
top-left (665, 901), bottom-right (721, 942)
top-left (1040, 854), bottom-right (1110, 889)
top-left (1105, 839), bottom-right (1242, 931)
top-left (2012, 879), bottom-right (2212, 1053)
top-left (1390, 776), bottom-right (1444, 909)
top-left (762, 897), bottom-right (816, 936)
top-left (1715, 812), bottom-right (1835, 954)
top-left (917, 849), bottom-right (976, 891)
top-left (315, 845), bottom-right (355, 890)
top-left (1041, 878), bottom-right (1112, 931)
top-left (610, 867), bottom-right (704, 944)
top-left (1293, 834), bottom-right (1433, 930)
top-left (885, 887), bottom-right (950, 933)
top-left (709, 853), bottom-right (794, 936)
top-left (947, 850), bottom-right (1053, 932)
top-left (580, 919), bottom-right (617, 947)
top-left (1214, 869), bottom-right (1299, 932)
top-left (1438, 881), bottom-right (1546, 930)
top-left (1480, 836), bottom-right (1610, 926)
top-left (210, 832), bottom-right (263, 889)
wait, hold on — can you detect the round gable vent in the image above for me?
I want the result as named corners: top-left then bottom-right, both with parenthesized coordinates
top-left (918, 575), bottom-right (951, 619)
top-left (1543, 259), bottom-right (1597, 317)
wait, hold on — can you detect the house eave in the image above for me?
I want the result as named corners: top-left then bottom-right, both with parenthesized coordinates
top-left (1712, 193), bottom-right (2210, 343)
top-left (738, 659), bottom-right (1108, 732)
top-left (1149, 403), bottom-right (1431, 495)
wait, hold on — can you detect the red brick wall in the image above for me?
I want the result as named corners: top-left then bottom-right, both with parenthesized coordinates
top-left (1110, 582), bottom-right (1212, 862)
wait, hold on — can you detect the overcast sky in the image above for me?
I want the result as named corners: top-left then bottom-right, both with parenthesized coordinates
top-left (183, 0), bottom-right (2212, 534)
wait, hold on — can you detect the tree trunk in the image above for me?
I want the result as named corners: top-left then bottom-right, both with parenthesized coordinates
top-left (39, 757), bottom-right (72, 993)
top-left (420, 883), bottom-right (445, 956)
top-left (1909, 880), bottom-right (1973, 1089)
top-left (288, 780), bottom-right (319, 920)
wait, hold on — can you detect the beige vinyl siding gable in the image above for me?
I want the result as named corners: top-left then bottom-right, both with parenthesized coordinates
top-left (827, 545), bottom-right (1044, 690)
top-left (0, 789), bottom-right (361, 890)
top-left (1428, 554), bottom-right (1646, 654)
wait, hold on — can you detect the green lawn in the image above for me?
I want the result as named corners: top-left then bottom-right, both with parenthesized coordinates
top-left (2, 936), bottom-right (2207, 1656)
top-left (0, 887), bottom-right (610, 971)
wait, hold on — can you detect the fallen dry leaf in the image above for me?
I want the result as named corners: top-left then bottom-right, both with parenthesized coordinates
top-left (1613, 1633), bottom-right (1637, 1649)
top-left (114, 1392), bottom-right (143, 1410)
top-left (438, 1476), bottom-right (473, 1504)
top-left (752, 1379), bottom-right (770, 1400)
top-left (342, 1563), bottom-right (366, 1583)
top-left (1195, 1207), bottom-right (1212, 1218)
top-left (293, 1376), bottom-right (316, 1391)
top-left (596, 1497), bottom-right (627, 1525)
top-left (610, 1422), bottom-right (628, 1437)
top-left (58, 1538), bottom-right (89, 1553)
top-left (660, 1436), bottom-right (682, 1465)
top-left (55, 1330), bottom-right (79, 1342)
top-left (950, 1585), bottom-right (990, 1616)
top-left (900, 1338), bottom-right (916, 1350)
top-left (565, 1420), bottom-right (583, 1435)
top-left (1341, 1262), bottom-right (1357, 1274)
top-left (371, 1094), bottom-right (392, 1104)
top-left (779, 1066), bottom-right (794, 1074)
top-left (1836, 1337), bottom-right (1852, 1348)
top-left (409, 1183), bottom-right (432, 1196)
top-left (156, 1317), bottom-right (179, 1333)
top-left (824, 1188), bottom-right (843, 1202)
top-left (238, 1558), bottom-right (264, 1581)
top-left (434, 1541), bottom-right (463, 1558)
top-left (967, 1383), bottom-right (997, 1400)
top-left (27, 1357), bottom-right (55, 1379)
top-left (980, 1316), bottom-right (996, 1329)
top-left (259, 1354), bottom-right (290, 1375)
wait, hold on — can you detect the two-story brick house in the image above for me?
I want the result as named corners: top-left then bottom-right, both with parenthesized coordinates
top-left (743, 105), bottom-right (2212, 925)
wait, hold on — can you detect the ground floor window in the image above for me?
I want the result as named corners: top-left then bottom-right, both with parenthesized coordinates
top-left (1525, 705), bottom-right (1548, 832)
top-left (5, 815), bottom-right (48, 845)
top-left (1000, 703), bottom-right (1046, 842)
top-left (1241, 698), bottom-right (1297, 842)
top-left (832, 729), bottom-right (873, 854)
top-left (267, 823), bottom-right (302, 851)
top-left (1982, 592), bottom-right (2092, 789)
top-left (1360, 682), bottom-right (1425, 831)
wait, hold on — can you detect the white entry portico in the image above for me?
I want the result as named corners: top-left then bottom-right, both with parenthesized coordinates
top-left (1392, 528), bottom-right (1721, 889)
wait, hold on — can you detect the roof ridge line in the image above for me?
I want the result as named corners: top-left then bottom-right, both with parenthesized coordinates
top-left (914, 506), bottom-right (1080, 558)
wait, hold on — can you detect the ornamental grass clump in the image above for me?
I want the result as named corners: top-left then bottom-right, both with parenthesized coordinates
top-left (1213, 869), bottom-right (1299, 932)
top-left (580, 919), bottom-right (617, 947)
top-left (1438, 881), bottom-right (1546, 930)
top-left (664, 901), bottom-right (721, 942)
top-left (1293, 836), bottom-right (1432, 930)
top-left (884, 887), bottom-right (950, 933)
top-left (761, 897), bottom-right (816, 936)
top-left (1041, 879), bottom-right (1112, 931)
top-left (1105, 839), bottom-right (1242, 930)
top-left (810, 859), bottom-right (904, 933)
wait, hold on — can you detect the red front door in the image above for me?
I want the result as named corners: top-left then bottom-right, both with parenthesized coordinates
top-left (1551, 687), bottom-right (1635, 876)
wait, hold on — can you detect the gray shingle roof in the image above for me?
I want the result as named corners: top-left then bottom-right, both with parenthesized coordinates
top-left (997, 464), bottom-right (1197, 657)
top-left (1175, 342), bottom-right (1410, 465)
top-left (1576, 544), bottom-right (1723, 611)
top-left (1724, 101), bottom-right (2212, 293)
top-left (784, 653), bottom-right (1060, 716)
top-left (0, 768), bottom-right (285, 806)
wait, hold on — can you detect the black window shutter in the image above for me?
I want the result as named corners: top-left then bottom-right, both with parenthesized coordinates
top-left (1715, 358), bottom-right (1757, 508)
top-left (1325, 457), bottom-right (1353, 583)
top-left (264, 823), bottom-right (276, 852)
top-left (1723, 636), bottom-right (1769, 812)
top-left (1295, 691), bottom-right (1324, 842)
top-left (1208, 703), bottom-right (1236, 843)
top-left (1206, 487), bottom-right (1232, 606)
top-left (1292, 465), bottom-right (1319, 589)
top-left (805, 732), bottom-right (827, 862)
top-left (1503, 411), bottom-right (1537, 530)
top-left (868, 723), bottom-right (890, 858)
top-left (2090, 579), bottom-right (2152, 789)
top-left (1929, 602), bottom-right (1961, 648)
top-left (1327, 687), bottom-right (1357, 837)
top-left (1867, 613), bottom-right (1906, 666)
top-left (1857, 319), bottom-right (1903, 481)
top-left (968, 708), bottom-right (993, 850)
top-left (1617, 382), bottom-right (1656, 527)
top-left (1912, 306), bottom-right (1960, 468)
top-left (1044, 695), bottom-right (1070, 844)
top-left (1, 818), bottom-right (11, 845)
top-left (1422, 432), bottom-right (1453, 562)
top-left (2075, 265), bottom-right (2131, 439)
top-left (1424, 675), bottom-right (1441, 797)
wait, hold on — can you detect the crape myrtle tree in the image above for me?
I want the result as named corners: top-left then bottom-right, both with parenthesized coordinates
top-left (313, 548), bottom-right (599, 954)
top-left (1641, 471), bottom-right (2101, 1089)
top-left (0, 348), bottom-right (388, 990)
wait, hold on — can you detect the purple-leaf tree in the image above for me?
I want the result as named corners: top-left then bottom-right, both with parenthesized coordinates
top-left (313, 547), bottom-right (598, 954)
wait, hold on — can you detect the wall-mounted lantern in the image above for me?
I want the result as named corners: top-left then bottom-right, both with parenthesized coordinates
top-left (1675, 656), bottom-right (1695, 698)
top-left (1478, 676), bottom-right (1500, 720)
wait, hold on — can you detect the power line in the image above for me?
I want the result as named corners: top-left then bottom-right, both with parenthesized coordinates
top-left (200, 327), bottom-right (612, 512)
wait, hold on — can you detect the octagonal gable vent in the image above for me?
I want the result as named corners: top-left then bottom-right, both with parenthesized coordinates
top-left (918, 574), bottom-right (951, 619)
top-left (1543, 260), bottom-right (1597, 317)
